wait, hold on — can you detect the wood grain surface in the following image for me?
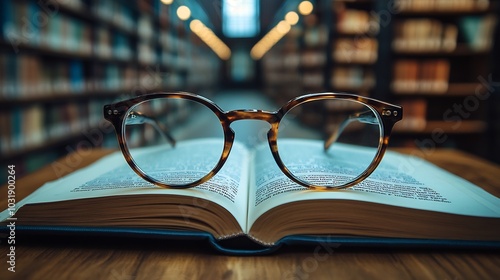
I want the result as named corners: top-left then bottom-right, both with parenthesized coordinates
top-left (1, 148), bottom-right (500, 280)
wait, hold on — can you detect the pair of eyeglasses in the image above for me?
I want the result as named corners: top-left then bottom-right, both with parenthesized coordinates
top-left (104, 92), bottom-right (402, 190)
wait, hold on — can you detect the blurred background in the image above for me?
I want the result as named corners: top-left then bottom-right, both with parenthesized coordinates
top-left (1, 0), bottom-right (499, 179)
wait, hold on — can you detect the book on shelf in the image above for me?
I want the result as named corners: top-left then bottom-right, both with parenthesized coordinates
top-left (393, 19), bottom-right (458, 52)
top-left (394, 99), bottom-right (428, 132)
top-left (303, 15), bottom-right (328, 47)
top-left (2, 139), bottom-right (499, 254)
top-left (331, 66), bottom-right (375, 91)
top-left (0, 53), bottom-right (140, 99)
top-left (392, 59), bottom-right (450, 94)
top-left (335, 5), bottom-right (379, 35)
top-left (460, 15), bottom-right (497, 51)
top-left (301, 50), bottom-right (327, 68)
top-left (333, 38), bottom-right (378, 64)
top-left (0, 99), bottom-right (113, 156)
top-left (301, 72), bottom-right (324, 89)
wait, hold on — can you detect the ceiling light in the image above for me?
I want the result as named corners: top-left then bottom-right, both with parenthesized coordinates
top-left (276, 20), bottom-right (291, 34)
top-left (298, 1), bottom-right (313, 15)
top-left (177, 6), bottom-right (191, 21)
top-left (161, 0), bottom-right (173, 5)
top-left (285, 11), bottom-right (299, 25)
top-left (190, 19), bottom-right (231, 60)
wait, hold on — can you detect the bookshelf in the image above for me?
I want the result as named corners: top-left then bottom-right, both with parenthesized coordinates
top-left (0, 0), bottom-right (222, 178)
top-left (259, 0), bottom-right (499, 162)
top-left (377, 0), bottom-right (498, 159)
top-left (261, 25), bottom-right (303, 105)
top-left (330, 0), bottom-right (378, 95)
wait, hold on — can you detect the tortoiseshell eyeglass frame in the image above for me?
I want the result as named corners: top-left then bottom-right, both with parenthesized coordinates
top-left (104, 92), bottom-right (403, 190)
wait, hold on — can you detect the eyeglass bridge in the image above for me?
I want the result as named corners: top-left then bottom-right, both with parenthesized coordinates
top-left (226, 109), bottom-right (279, 124)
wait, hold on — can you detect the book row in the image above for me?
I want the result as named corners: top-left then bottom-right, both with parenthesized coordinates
top-left (0, 54), bottom-right (138, 98)
top-left (0, 51), bottom-right (220, 99)
top-left (331, 67), bottom-right (375, 91)
top-left (393, 16), bottom-right (496, 52)
top-left (459, 15), bottom-right (497, 50)
top-left (93, 0), bottom-right (136, 33)
top-left (0, 99), bottom-right (112, 155)
top-left (395, 0), bottom-right (489, 11)
top-left (303, 16), bottom-right (328, 47)
top-left (262, 52), bottom-right (301, 71)
top-left (392, 59), bottom-right (450, 94)
top-left (393, 19), bottom-right (458, 52)
top-left (395, 99), bottom-right (428, 131)
top-left (333, 38), bottom-right (378, 64)
top-left (335, 5), bottom-right (379, 35)
top-left (1, 1), bottom-right (189, 62)
top-left (1, 1), bottom-right (92, 55)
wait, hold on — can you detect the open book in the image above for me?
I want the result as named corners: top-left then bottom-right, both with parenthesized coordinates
top-left (2, 139), bottom-right (500, 253)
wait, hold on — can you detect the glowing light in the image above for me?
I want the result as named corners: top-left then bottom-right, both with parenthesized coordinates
top-left (285, 11), bottom-right (299, 25)
top-left (189, 19), bottom-right (231, 60)
top-left (298, 1), bottom-right (313, 15)
top-left (177, 6), bottom-right (191, 21)
top-left (160, 0), bottom-right (173, 5)
top-left (250, 21), bottom-right (292, 60)
top-left (276, 20), bottom-right (291, 34)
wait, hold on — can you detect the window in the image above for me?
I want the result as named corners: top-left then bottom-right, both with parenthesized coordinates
top-left (223, 0), bottom-right (259, 38)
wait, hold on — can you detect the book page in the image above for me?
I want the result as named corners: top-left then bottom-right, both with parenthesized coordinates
top-left (0, 139), bottom-right (250, 231)
top-left (247, 139), bottom-right (500, 228)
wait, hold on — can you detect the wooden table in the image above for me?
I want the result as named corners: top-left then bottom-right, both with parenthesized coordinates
top-left (1, 148), bottom-right (500, 279)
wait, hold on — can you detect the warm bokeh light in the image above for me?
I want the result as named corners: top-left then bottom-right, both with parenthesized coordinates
top-left (276, 20), bottom-right (291, 34)
top-left (177, 6), bottom-right (191, 21)
top-left (285, 11), bottom-right (299, 25)
top-left (190, 19), bottom-right (231, 60)
top-left (250, 20), bottom-right (292, 60)
top-left (160, 0), bottom-right (173, 5)
top-left (298, 1), bottom-right (313, 15)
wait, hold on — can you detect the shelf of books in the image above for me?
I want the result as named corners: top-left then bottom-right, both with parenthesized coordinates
top-left (259, 0), bottom-right (498, 160)
top-left (385, 0), bottom-right (497, 158)
top-left (330, 0), bottom-right (378, 95)
top-left (261, 25), bottom-right (303, 105)
top-left (0, 0), bottom-right (222, 179)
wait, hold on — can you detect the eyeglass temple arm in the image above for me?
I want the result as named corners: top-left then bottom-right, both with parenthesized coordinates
top-left (125, 111), bottom-right (176, 147)
top-left (324, 110), bottom-right (379, 151)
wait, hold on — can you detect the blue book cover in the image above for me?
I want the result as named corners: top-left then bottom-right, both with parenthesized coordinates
top-left (0, 1), bottom-right (14, 41)
top-left (69, 60), bottom-right (84, 93)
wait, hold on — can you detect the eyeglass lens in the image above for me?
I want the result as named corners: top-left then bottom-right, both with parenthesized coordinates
top-left (123, 98), bottom-right (225, 186)
top-left (277, 98), bottom-right (381, 187)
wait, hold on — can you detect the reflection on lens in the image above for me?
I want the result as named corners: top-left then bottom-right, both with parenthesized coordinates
top-left (123, 97), bottom-right (224, 186)
top-left (277, 98), bottom-right (382, 188)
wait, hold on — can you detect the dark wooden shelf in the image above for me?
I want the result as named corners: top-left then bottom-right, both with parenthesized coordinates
top-left (396, 7), bottom-right (492, 17)
top-left (332, 85), bottom-right (375, 93)
top-left (333, 0), bottom-right (375, 7)
top-left (0, 40), bottom-right (93, 59)
top-left (392, 83), bottom-right (485, 97)
top-left (393, 45), bottom-right (491, 57)
top-left (333, 60), bottom-right (377, 66)
top-left (394, 120), bottom-right (487, 135)
top-left (0, 90), bottom-right (128, 107)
